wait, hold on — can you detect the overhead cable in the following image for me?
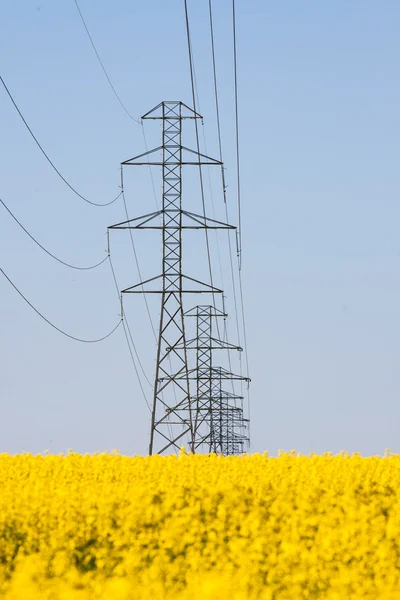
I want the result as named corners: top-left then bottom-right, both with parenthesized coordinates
top-left (0, 198), bottom-right (108, 271)
top-left (112, 185), bottom-right (174, 418)
top-left (208, 0), bottom-right (251, 417)
top-left (208, 0), bottom-right (224, 171)
top-left (231, 0), bottom-right (250, 367)
top-left (0, 266), bottom-right (122, 343)
top-left (71, 0), bottom-right (159, 212)
top-left (0, 75), bottom-right (121, 207)
top-left (231, 0), bottom-right (251, 423)
top-left (202, 0), bottom-right (242, 398)
top-left (72, 0), bottom-right (140, 126)
top-left (183, 0), bottom-right (218, 309)
top-left (108, 255), bottom-right (152, 410)
top-left (207, 0), bottom-right (242, 350)
top-left (185, 0), bottom-right (241, 388)
top-left (119, 170), bottom-right (157, 340)
top-left (121, 320), bottom-right (151, 411)
top-left (119, 178), bottom-right (178, 419)
top-left (71, 0), bottom-right (160, 410)
top-left (72, 0), bottom-right (160, 341)
top-left (232, 0), bottom-right (242, 268)
top-left (108, 253), bottom-right (152, 386)
top-left (239, 269), bottom-right (251, 417)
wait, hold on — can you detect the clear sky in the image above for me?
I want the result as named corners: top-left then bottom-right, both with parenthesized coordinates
top-left (1, 0), bottom-right (399, 456)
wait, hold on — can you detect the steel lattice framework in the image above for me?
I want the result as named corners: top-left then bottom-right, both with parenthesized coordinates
top-left (209, 374), bottom-right (249, 455)
top-left (184, 305), bottom-right (249, 454)
top-left (109, 101), bottom-right (237, 455)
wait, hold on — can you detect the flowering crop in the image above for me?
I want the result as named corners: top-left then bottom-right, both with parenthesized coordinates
top-left (1, 452), bottom-right (400, 599)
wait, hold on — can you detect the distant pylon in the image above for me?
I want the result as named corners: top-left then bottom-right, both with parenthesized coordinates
top-left (109, 101), bottom-right (235, 455)
top-left (183, 305), bottom-right (250, 454)
top-left (208, 370), bottom-right (250, 455)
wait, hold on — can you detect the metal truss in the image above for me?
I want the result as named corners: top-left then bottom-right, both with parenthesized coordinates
top-left (183, 305), bottom-right (250, 455)
top-left (109, 102), bottom-right (234, 455)
top-left (209, 374), bottom-right (250, 456)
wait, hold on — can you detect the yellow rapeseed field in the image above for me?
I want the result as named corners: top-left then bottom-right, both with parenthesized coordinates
top-left (1, 452), bottom-right (400, 599)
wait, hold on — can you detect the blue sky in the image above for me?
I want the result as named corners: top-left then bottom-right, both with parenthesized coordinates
top-left (1, 0), bottom-right (399, 456)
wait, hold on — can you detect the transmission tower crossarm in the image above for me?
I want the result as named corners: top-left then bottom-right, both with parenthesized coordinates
top-left (108, 211), bottom-right (163, 229)
top-left (141, 101), bottom-right (202, 120)
top-left (109, 210), bottom-right (235, 230)
top-left (120, 273), bottom-right (223, 295)
top-left (121, 146), bottom-right (222, 167)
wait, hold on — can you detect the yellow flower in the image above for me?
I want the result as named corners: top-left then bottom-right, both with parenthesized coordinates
top-left (1, 452), bottom-right (400, 598)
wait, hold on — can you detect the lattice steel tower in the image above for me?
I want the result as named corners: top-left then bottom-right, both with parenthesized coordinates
top-left (109, 101), bottom-right (236, 455)
top-left (184, 305), bottom-right (250, 454)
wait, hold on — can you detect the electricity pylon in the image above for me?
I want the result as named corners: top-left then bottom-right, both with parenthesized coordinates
top-left (208, 372), bottom-right (250, 455)
top-left (109, 101), bottom-right (235, 455)
top-left (183, 305), bottom-right (250, 454)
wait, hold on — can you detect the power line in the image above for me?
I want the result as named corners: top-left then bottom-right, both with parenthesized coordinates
top-left (208, 0), bottom-right (224, 169)
top-left (197, 122), bottom-right (237, 389)
top-left (0, 265), bottom-right (122, 343)
top-left (231, 0), bottom-right (251, 434)
top-left (208, 0), bottom-right (251, 439)
top-left (0, 75), bottom-right (121, 208)
top-left (108, 255), bottom-right (152, 410)
top-left (231, 0), bottom-right (251, 399)
top-left (208, 0), bottom-right (248, 359)
top-left (119, 170), bottom-right (178, 420)
top-left (71, 0), bottom-right (164, 423)
top-left (185, 0), bottom-right (241, 402)
top-left (207, 0), bottom-right (242, 396)
top-left (0, 198), bottom-right (108, 271)
top-left (2, 191), bottom-right (153, 401)
top-left (124, 317), bottom-right (153, 388)
top-left (121, 320), bottom-right (151, 411)
top-left (72, 0), bottom-right (141, 125)
top-left (108, 253), bottom-right (152, 386)
top-left (239, 268), bottom-right (251, 428)
top-left (207, 0), bottom-right (242, 352)
top-left (71, 0), bottom-right (160, 344)
top-left (183, 0), bottom-right (218, 310)
top-left (120, 170), bottom-right (157, 341)
top-left (140, 127), bottom-right (160, 212)
top-left (2, 45), bottom-right (151, 414)
top-left (71, 0), bottom-right (159, 212)
top-left (232, 0), bottom-right (242, 268)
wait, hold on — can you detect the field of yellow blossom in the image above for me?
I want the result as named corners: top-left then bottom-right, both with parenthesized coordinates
top-left (1, 452), bottom-right (400, 599)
